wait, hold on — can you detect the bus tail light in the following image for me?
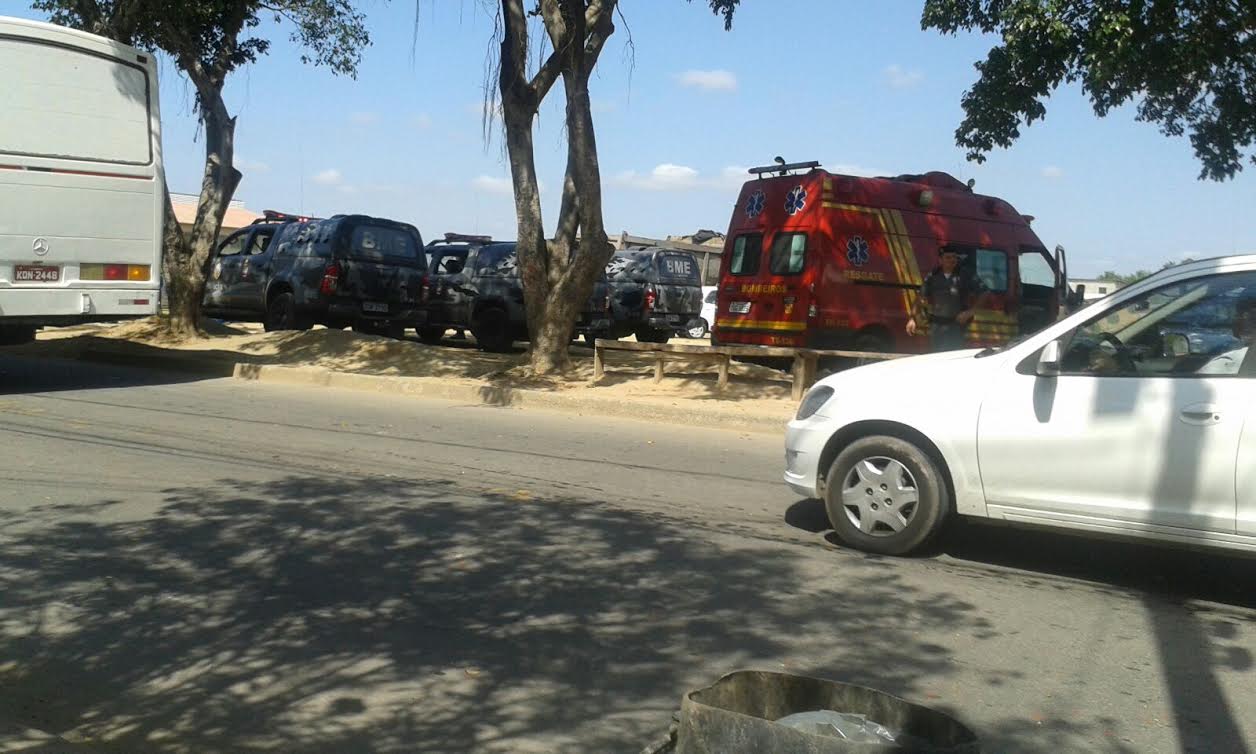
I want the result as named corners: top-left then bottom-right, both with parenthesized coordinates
top-left (319, 262), bottom-right (342, 296)
top-left (80, 264), bottom-right (151, 281)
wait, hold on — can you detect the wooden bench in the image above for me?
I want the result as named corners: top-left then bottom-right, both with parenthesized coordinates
top-left (591, 340), bottom-right (907, 400)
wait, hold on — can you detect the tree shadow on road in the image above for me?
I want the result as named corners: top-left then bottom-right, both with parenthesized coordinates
top-left (0, 476), bottom-right (987, 753)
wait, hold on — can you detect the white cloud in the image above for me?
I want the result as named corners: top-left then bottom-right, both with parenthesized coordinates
top-left (350, 111), bottom-right (379, 126)
top-left (677, 69), bottom-right (738, 92)
top-left (884, 64), bottom-right (924, 90)
top-left (1042, 165), bottom-right (1065, 179)
top-left (312, 169), bottom-right (343, 186)
top-left (615, 163), bottom-right (703, 191)
top-left (411, 113), bottom-right (433, 130)
top-left (235, 157), bottom-right (270, 174)
top-left (472, 175), bottom-right (513, 195)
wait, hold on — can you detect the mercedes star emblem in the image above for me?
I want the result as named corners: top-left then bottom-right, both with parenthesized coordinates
top-left (32, 237), bottom-right (50, 257)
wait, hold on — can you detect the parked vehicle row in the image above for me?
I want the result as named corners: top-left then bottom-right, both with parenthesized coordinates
top-left (202, 217), bottom-right (708, 353)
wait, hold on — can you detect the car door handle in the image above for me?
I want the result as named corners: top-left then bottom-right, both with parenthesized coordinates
top-left (1179, 403), bottom-right (1222, 426)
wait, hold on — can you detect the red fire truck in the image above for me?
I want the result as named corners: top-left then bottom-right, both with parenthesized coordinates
top-left (712, 160), bottom-right (1069, 352)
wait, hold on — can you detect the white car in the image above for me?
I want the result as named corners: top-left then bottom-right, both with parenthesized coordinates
top-left (785, 255), bottom-right (1256, 556)
top-left (686, 286), bottom-right (719, 339)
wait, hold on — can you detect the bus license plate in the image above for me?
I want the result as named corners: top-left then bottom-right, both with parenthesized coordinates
top-left (362, 301), bottom-right (389, 313)
top-left (14, 265), bottom-right (60, 282)
top-left (729, 301), bottom-right (751, 314)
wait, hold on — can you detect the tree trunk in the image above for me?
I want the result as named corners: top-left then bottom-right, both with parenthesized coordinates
top-left (162, 83), bottom-right (240, 337)
top-left (497, 0), bottom-right (617, 375)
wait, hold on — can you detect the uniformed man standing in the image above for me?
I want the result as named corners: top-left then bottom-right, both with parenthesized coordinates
top-left (906, 247), bottom-right (991, 351)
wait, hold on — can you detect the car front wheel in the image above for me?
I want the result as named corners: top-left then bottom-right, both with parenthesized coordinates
top-left (823, 435), bottom-right (949, 556)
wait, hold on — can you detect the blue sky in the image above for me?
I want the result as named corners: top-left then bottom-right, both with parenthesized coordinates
top-left (8, 0), bottom-right (1256, 276)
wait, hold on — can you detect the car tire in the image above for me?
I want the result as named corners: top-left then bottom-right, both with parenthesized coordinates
top-left (685, 319), bottom-right (709, 339)
top-left (823, 435), bottom-right (949, 556)
top-left (472, 307), bottom-right (513, 353)
top-left (582, 332), bottom-right (603, 348)
top-left (636, 327), bottom-right (671, 344)
top-left (264, 292), bottom-right (310, 332)
top-left (418, 326), bottom-right (445, 345)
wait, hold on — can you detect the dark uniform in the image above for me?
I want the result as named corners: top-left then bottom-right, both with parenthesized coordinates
top-left (919, 267), bottom-right (987, 351)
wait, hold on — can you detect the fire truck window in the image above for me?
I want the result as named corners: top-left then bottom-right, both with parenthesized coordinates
top-left (975, 249), bottom-right (1009, 293)
top-left (730, 234), bottom-right (763, 276)
top-left (1018, 251), bottom-right (1055, 288)
top-left (769, 233), bottom-right (807, 275)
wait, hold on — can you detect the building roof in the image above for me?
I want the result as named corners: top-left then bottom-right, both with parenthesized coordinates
top-left (169, 192), bottom-right (262, 231)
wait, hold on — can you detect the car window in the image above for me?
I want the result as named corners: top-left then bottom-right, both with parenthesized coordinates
top-left (768, 233), bottom-right (807, 275)
top-left (1019, 250), bottom-right (1056, 288)
top-left (656, 253), bottom-right (700, 284)
top-left (435, 249), bottom-right (470, 274)
top-left (705, 290), bottom-right (718, 304)
top-left (351, 225), bottom-right (418, 259)
top-left (248, 231), bottom-right (273, 255)
top-left (975, 249), bottom-right (1009, 293)
top-left (730, 234), bottom-right (762, 276)
top-left (216, 233), bottom-right (248, 257)
top-left (474, 244), bottom-right (518, 277)
top-left (607, 252), bottom-right (653, 282)
top-left (1059, 271), bottom-right (1256, 378)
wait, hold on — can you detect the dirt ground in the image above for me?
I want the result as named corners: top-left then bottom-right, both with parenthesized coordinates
top-left (32, 318), bottom-right (800, 415)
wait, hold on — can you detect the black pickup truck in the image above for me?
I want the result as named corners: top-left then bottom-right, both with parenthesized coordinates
top-left (202, 211), bottom-right (429, 337)
top-left (421, 235), bottom-right (610, 352)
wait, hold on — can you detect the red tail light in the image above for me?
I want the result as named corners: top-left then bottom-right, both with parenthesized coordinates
top-left (319, 262), bottom-right (341, 296)
top-left (644, 286), bottom-right (657, 312)
top-left (420, 274), bottom-right (430, 303)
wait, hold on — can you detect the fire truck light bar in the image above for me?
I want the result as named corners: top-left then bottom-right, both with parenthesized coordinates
top-left (748, 160), bottom-right (821, 177)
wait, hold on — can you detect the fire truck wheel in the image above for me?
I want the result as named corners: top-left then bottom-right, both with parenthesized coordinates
top-left (823, 435), bottom-right (950, 556)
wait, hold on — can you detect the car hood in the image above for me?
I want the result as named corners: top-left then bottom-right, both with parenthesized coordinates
top-left (810, 348), bottom-right (1000, 417)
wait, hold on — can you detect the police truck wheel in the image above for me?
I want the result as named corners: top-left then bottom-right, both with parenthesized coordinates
top-left (823, 435), bottom-right (949, 556)
top-left (418, 326), bottom-right (445, 345)
top-left (636, 327), bottom-right (670, 344)
top-left (264, 292), bottom-right (309, 332)
top-left (472, 307), bottom-right (512, 353)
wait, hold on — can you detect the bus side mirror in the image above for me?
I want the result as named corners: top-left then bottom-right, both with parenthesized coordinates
top-left (1036, 340), bottom-right (1062, 377)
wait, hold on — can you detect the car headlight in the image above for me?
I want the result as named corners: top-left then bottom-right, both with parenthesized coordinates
top-left (796, 385), bottom-right (834, 420)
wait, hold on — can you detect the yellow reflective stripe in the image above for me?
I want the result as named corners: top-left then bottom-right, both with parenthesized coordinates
top-left (716, 319), bottom-right (807, 332)
top-left (887, 210), bottom-right (923, 287)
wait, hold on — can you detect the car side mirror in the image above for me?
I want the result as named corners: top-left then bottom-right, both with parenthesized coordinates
top-left (1036, 339), bottom-right (1063, 377)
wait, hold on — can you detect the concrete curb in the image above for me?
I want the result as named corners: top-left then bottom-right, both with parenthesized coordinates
top-left (233, 363), bottom-right (791, 435)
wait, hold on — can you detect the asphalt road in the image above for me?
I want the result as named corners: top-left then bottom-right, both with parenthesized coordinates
top-left (1, 354), bottom-right (1254, 754)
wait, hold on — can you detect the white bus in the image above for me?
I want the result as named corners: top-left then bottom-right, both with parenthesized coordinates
top-left (0, 16), bottom-right (164, 344)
